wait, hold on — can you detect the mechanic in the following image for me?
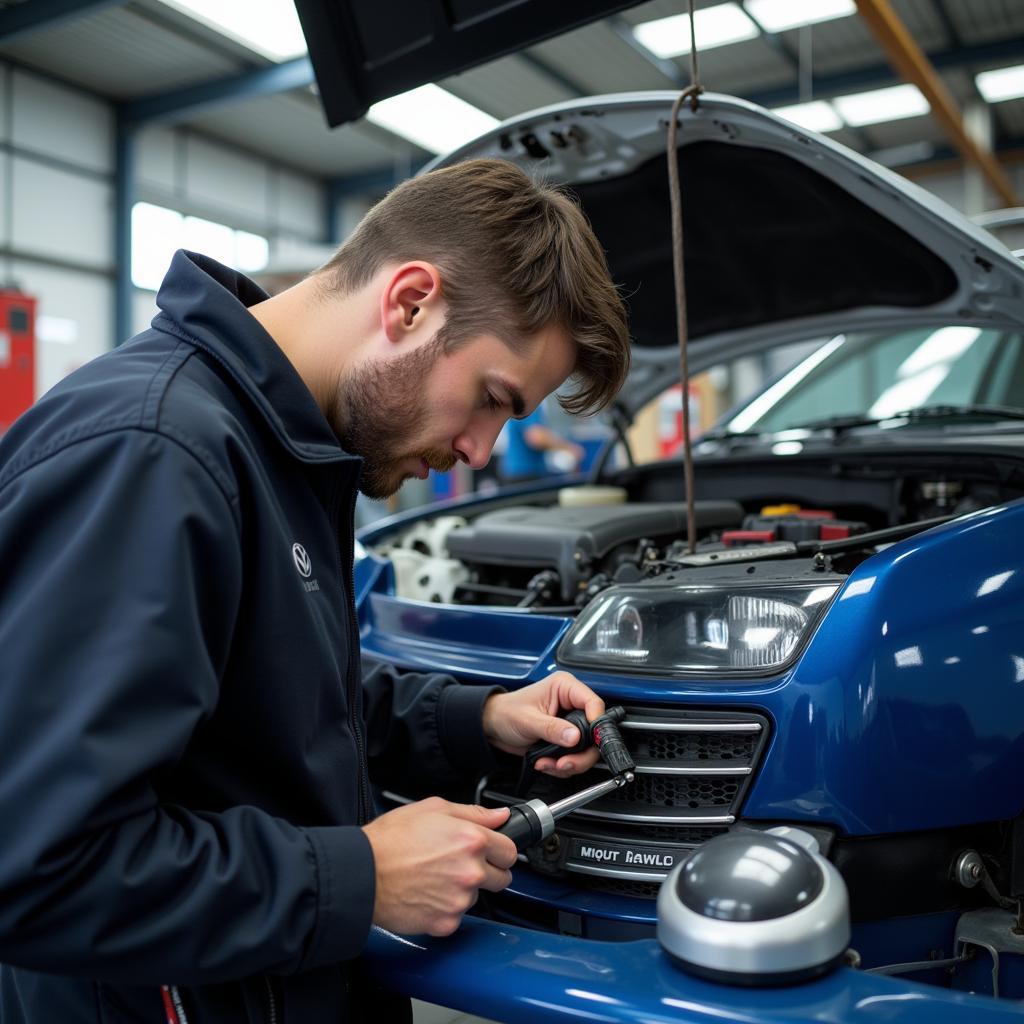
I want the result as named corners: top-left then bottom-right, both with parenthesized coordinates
top-left (500, 399), bottom-right (587, 483)
top-left (0, 158), bottom-right (630, 1023)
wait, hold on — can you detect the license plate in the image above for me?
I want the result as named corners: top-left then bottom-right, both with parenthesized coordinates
top-left (567, 838), bottom-right (681, 873)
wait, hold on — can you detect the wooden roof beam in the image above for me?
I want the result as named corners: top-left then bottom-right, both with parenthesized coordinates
top-left (854, 0), bottom-right (1019, 207)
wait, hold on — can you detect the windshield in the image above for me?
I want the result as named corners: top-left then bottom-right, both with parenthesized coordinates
top-left (725, 327), bottom-right (1024, 434)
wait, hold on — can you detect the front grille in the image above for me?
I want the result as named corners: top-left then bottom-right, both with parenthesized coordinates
top-left (482, 706), bottom-right (770, 898)
top-left (600, 772), bottom-right (741, 809)
top-left (640, 730), bottom-right (757, 762)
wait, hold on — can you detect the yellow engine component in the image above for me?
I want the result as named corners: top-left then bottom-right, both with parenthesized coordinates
top-left (760, 503), bottom-right (802, 517)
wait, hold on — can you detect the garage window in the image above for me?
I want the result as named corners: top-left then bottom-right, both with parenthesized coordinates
top-left (131, 202), bottom-right (269, 290)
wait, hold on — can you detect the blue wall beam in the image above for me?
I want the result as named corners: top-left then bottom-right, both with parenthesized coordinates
top-left (607, 15), bottom-right (687, 89)
top-left (119, 55), bottom-right (314, 126)
top-left (326, 168), bottom-right (404, 244)
top-left (931, 0), bottom-right (964, 51)
top-left (114, 116), bottom-right (135, 347)
top-left (0, 0), bottom-right (126, 43)
top-left (737, 2), bottom-right (800, 77)
top-left (748, 35), bottom-right (1024, 109)
top-left (329, 168), bottom-right (403, 198)
top-left (518, 52), bottom-right (586, 99)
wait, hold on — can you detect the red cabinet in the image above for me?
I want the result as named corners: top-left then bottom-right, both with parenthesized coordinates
top-left (0, 293), bottom-right (36, 435)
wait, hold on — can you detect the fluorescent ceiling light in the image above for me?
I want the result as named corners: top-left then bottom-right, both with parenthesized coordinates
top-left (976, 64), bottom-right (1024, 103)
top-left (158, 0), bottom-right (307, 61)
top-left (366, 85), bottom-right (499, 155)
top-left (833, 83), bottom-right (930, 126)
top-left (632, 4), bottom-right (758, 59)
top-left (745, 0), bottom-right (856, 33)
top-left (772, 100), bottom-right (843, 132)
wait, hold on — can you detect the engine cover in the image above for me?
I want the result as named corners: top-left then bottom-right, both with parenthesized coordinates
top-left (446, 501), bottom-right (743, 601)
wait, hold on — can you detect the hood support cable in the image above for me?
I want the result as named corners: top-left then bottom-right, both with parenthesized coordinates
top-left (667, 0), bottom-right (703, 553)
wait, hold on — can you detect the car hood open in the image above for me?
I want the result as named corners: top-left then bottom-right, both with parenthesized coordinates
top-left (423, 92), bottom-right (1024, 417)
top-left (293, 0), bottom-right (636, 127)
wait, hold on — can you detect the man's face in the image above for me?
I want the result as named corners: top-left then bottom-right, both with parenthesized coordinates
top-left (329, 324), bottom-right (575, 499)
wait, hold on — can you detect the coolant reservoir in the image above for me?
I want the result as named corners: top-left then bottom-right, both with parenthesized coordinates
top-left (558, 485), bottom-right (627, 507)
top-left (657, 827), bottom-right (849, 985)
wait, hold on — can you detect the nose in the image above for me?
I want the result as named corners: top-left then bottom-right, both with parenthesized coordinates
top-left (455, 419), bottom-right (503, 470)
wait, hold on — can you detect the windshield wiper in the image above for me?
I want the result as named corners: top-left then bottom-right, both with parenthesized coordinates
top-left (695, 427), bottom-right (761, 442)
top-left (794, 404), bottom-right (1024, 433)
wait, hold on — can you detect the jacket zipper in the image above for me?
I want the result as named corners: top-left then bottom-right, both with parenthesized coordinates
top-left (333, 474), bottom-right (371, 823)
top-left (263, 977), bottom-right (278, 1024)
top-left (159, 985), bottom-right (189, 1024)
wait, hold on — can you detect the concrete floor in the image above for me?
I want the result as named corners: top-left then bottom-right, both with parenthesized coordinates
top-left (413, 998), bottom-right (501, 1024)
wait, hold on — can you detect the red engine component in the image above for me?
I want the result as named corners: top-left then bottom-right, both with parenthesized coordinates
top-left (721, 506), bottom-right (868, 547)
top-left (0, 291), bottom-right (36, 434)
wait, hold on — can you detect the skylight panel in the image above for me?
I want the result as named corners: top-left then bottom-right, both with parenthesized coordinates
top-left (976, 65), bottom-right (1024, 103)
top-left (833, 84), bottom-right (930, 127)
top-left (366, 85), bottom-right (500, 156)
top-left (772, 100), bottom-right (843, 133)
top-left (159, 0), bottom-right (307, 61)
top-left (632, 4), bottom-right (759, 60)
top-left (744, 0), bottom-right (856, 33)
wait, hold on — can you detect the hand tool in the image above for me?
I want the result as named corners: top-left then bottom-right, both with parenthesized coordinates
top-left (497, 770), bottom-right (635, 852)
top-left (499, 706), bottom-right (636, 852)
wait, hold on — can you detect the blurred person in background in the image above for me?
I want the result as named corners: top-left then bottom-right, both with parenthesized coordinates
top-left (500, 398), bottom-right (586, 484)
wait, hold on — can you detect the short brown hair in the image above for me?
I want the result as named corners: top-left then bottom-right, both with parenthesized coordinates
top-left (317, 158), bottom-right (630, 416)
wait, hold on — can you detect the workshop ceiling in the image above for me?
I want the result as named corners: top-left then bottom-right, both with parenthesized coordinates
top-left (0, 0), bottom-right (1021, 185)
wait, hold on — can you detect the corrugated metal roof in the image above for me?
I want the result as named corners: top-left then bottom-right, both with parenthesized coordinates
top-left (860, 113), bottom-right (947, 151)
top-left (951, 0), bottom-right (1024, 45)
top-left (0, 0), bottom-right (1018, 185)
top-left (997, 98), bottom-right (1024, 138)
top-left (530, 21), bottom-right (681, 94)
top-left (441, 53), bottom-right (578, 120)
top-left (0, 4), bottom-right (246, 97)
top-left (188, 91), bottom-right (407, 177)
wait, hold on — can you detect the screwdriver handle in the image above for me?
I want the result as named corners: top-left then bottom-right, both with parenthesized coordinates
top-left (496, 799), bottom-right (555, 852)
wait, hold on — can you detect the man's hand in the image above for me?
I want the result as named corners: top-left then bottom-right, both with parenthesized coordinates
top-left (362, 798), bottom-right (516, 937)
top-left (482, 671), bottom-right (605, 778)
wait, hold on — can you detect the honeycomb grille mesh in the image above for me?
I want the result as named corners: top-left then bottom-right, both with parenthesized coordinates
top-left (636, 730), bottom-right (756, 762)
top-left (602, 772), bottom-right (741, 809)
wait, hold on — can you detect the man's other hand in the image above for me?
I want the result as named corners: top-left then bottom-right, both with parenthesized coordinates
top-left (362, 798), bottom-right (516, 937)
top-left (482, 672), bottom-right (605, 778)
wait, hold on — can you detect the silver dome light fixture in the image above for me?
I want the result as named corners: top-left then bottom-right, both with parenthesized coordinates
top-left (657, 827), bottom-right (851, 985)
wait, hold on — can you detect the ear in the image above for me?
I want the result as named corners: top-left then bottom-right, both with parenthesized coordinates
top-left (380, 262), bottom-right (442, 344)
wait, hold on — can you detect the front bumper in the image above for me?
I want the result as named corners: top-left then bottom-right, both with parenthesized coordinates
top-left (363, 917), bottom-right (1022, 1023)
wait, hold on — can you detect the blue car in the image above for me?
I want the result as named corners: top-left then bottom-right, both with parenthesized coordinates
top-left (342, 88), bottom-right (1024, 1022)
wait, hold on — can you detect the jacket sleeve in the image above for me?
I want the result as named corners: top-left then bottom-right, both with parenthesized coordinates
top-left (361, 659), bottom-right (504, 797)
top-left (0, 428), bottom-right (373, 985)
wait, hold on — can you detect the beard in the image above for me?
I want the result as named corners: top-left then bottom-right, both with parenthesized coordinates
top-left (327, 337), bottom-right (457, 499)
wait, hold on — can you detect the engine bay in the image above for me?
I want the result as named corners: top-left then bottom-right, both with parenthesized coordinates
top-left (374, 449), bottom-right (1024, 611)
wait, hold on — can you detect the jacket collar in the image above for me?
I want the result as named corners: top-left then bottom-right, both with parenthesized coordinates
top-left (154, 250), bottom-right (355, 464)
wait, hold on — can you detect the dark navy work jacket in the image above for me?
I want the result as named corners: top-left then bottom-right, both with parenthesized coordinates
top-left (0, 251), bottom-right (498, 1023)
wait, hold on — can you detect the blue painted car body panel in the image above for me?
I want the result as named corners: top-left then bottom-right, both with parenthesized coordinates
top-left (360, 589), bottom-right (570, 681)
top-left (743, 501), bottom-right (1024, 835)
top-left (362, 918), bottom-right (1023, 1023)
top-left (358, 499), bottom-right (1024, 835)
top-left (355, 495), bottom-right (1024, 1019)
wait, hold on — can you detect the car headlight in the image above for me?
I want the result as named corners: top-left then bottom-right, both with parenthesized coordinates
top-left (559, 582), bottom-right (839, 675)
